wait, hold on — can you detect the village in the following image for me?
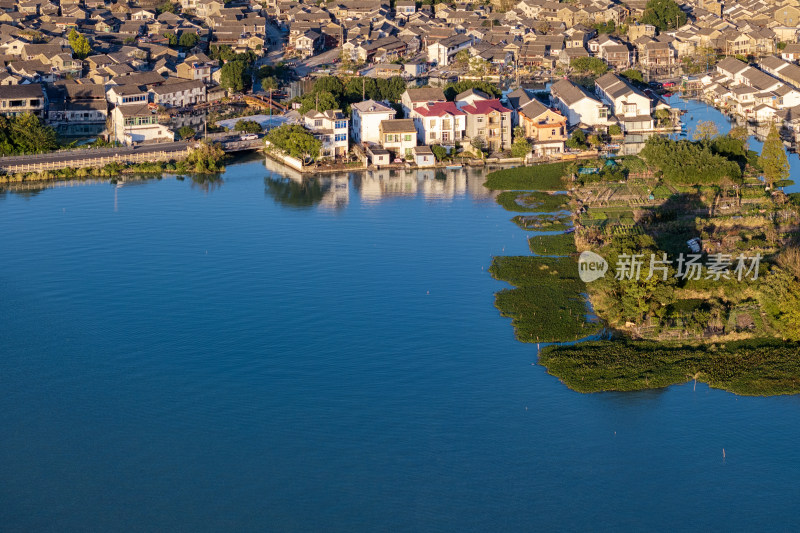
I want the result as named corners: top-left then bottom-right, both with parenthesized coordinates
top-left (0, 0), bottom-right (799, 169)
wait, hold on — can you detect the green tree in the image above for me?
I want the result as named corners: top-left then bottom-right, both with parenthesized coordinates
top-left (511, 137), bottom-right (531, 158)
top-left (0, 113), bottom-right (59, 154)
top-left (234, 120), bottom-right (262, 133)
top-left (620, 69), bottom-right (644, 84)
top-left (265, 124), bottom-right (322, 161)
top-left (728, 125), bottom-right (749, 148)
top-left (157, 0), bottom-right (178, 13)
top-left (313, 76), bottom-right (344, 97)
top-left (566, 129), bottom-right (588, 150)
top-left (219, 60), bottom-right (248, 92)
top-left (298, 91), bottom-right (338, 114)
top-left (609, 124), bottom-right (622, 136)
top-left (163, 32), bottom-right (178, 46)
top-left (570, 57), bottom-right (609, 77)
top-left (430, 144), bottom-right (447, 161)
top-left (640, 0), bottom-right (687, 31)
top-left (454, 49), bottom-right (470, 66)
top-left (760, 124), bottom-right (789, 187)
top-left (178, 126), bottom-right (196, 139)
top-left (179, 32), bottom-right (199, 48)
top-left (68, 29), bottom-right (91, 59)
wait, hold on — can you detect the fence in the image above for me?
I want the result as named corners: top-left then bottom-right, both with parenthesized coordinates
top-left (0, 149), bottom-right (191, 175)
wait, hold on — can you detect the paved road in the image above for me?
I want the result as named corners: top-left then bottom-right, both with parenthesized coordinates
top-left (0, 141), bottom-right (194, 168)
top-left (295, 48), bottom-right (342, 77)
top-left (0, 132), bottom-right (263, 168)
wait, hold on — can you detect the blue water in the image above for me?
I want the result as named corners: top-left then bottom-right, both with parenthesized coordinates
top-left (2, 157), bottom-right (800, 532)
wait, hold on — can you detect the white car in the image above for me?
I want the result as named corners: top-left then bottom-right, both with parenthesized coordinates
top-left (240, 134), bottom-right (259, 141)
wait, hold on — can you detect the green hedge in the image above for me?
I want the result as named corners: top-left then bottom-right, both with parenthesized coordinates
top-left (484, 162), bottom-right (568, 191)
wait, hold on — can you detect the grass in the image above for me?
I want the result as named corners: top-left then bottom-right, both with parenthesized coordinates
top-left (529, 233), bottom-right (577, 256)
top-left (512, 214), bottom-right (572, 232)
top-left (496, 191), bottom-right (570, 212)
top-left (539, 339), bottom-right (800, 396)
top-left (484, 162), bottom-right (568, 191)
top-left (489, 255), bottom-right (602, 343)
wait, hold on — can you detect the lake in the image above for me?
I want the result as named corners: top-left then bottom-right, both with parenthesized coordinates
top-left (2, 147), bottom-right (799, 531)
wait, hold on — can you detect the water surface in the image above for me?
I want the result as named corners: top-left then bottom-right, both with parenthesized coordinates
top-left (1, 157), bottom-right (799, 532)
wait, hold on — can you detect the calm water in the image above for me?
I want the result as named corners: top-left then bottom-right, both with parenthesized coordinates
top-left (2, 152), bottom-right (800, 532)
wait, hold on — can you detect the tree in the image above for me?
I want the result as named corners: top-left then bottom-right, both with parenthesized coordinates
top-left (468, 56), bottom-right (490, 76)
top-left (588, 134), bottom-right (603, 149)
top-left (694, 120), bottom-right (718, 141)
top-left (566, 129), bottom-right (588, 150)
top-left (234, 120), bottom-right (262, 133)
top-left (654, 108), bottom-right (671, 127)
top-left (0, 113), bottom-right (59, 155)
top-left (609, 124), bottom-right (622, 136)
top-left (620, 69), bottom-right (644, 84)
top-left (298, 90), bottom-right (338, 114)
top-left (511, 137), bottom-right (531, 158)
top-left (471, 136), bottom-right (486, 154)
top-left (760, 124), bottom-right (789, 187)
top-left (163, 32), bottom-right (178, 46)
top-left (570, 57), bottom-right (609, 77)
top-left (728, 126), bottom-right (749, 149)
top-left (219, 60), bottom-right (248, 92)
top-left (178, 126), bottom-right (196, 139)
top-left (313, 76), bottom-right (344, 97)
top-left (157, 1), bottom-right (178, 13)
top-left (640, 0), bottom-right (687, 31)
top-left (265, 124), bottom-right (322, 161)
top-left (68, 29), bottom-right (91, 60)
top-left (443, 80), bottom-right (501, 100)
top-left (179, 32), bottom-right (199, 48)
top-left (454, 49), bottom-right (470, 67)
top-left (430, 144), bottom-right (447, 161)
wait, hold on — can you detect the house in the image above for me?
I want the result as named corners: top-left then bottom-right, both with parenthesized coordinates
top-left (110, 103), bottom-right (173, 145)
top-left (412, 145), bottom-right (435, 167)
top-left (150, 79), bottom-right (206, 108)
top-left (426, 33), bottom-right (474, 66)
top-left (0, 84), bottom-right (45, 117)
top-left (366, 144), bottom-right (391, 166)
top-left (409, 101), bottom-right (465, 146)
top-left (781, 44), bottom-right (800, 62)
top-left (176, 56), bottom-right (214, 83)
top-left (517, 98), bottom-right (567, 157)
top-left (351, 99), bottom-right (395, 144)
top-left (550, 78), bottom-right (611, 127)
top-left (400, 87), bottom-right (446, 117)
top-left (379, 118), bottom-right (417, 158)
top-left (107, 84), bottom-right (149, 107)
top-left (395, 0), bottom-right (415, 19)
top-left (456, 98), bottom-right (512, 152)
top-left (304, 109), bottom-right (349, 158)
top-left (595, 72), bottom-right (654, 132)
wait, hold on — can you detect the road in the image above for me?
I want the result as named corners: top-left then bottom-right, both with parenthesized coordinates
top-left (0, 134), bottom-right (250, 169)
top-left (294, 48), bottom-right (342, 77)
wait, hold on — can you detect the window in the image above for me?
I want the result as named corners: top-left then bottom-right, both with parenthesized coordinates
top-left (335, 133), bottom-right (346, 142)
top-left (443, 119), bottom-right (451, 129)
top-left (404, 134), bottom-right (412, 142)
top-left (429, 131), bottom-right (436, 139)
top-left (551, 129), bottom-right (555, 136)
top-left (598, 108), bottom-right (607, 119)
top-left (335, 120), bottom-right (347, 129)
top-left (429, 119), bottom-right (435, 128)
top-left (314, 119), bottom-right (322, 127)
top-left (477, 116), bottom-right (484, 123)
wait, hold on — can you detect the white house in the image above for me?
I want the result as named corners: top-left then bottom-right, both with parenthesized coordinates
top-left (409, 101), bottom-right (466, 145)
top-left (594, 73), bottom-right (653, 132)
top-left (150, 79), bottom-right (206, 108)
top-left (426, 34), bottom-right (474, 66)
top-left (304, 109), bottom-right (349, 158)
top-left (351, 99), bottom-right (395, 145)
top-left (412, 145), bottom-right (435, 167)
top-left (106, 84), bottom-right (148, 107)
top-left (110, 103), bottom-right (173, 145)
top-left (550, 79), bottom-right (612, 127)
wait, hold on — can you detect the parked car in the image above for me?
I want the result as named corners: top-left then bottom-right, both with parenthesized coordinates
top-left (240, 134), bottom-right (259, 141)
